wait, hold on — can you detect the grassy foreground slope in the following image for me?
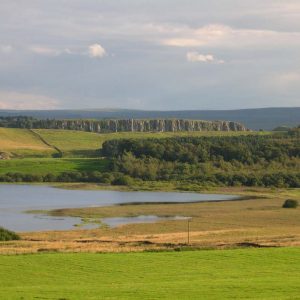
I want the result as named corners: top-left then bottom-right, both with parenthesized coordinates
top-left (0, 248), bottom-right (299, 299)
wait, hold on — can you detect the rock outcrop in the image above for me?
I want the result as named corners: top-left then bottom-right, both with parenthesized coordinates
top-left (30, 119), bottom-right (248, 133)
top-left (0, 152), bottom-right (10, 160)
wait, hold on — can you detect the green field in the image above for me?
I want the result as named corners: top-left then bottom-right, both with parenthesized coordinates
top-left (0, 158), bottom-right (108, 175)
top-left (0, 128), bottom-right (55, 157)
top-left (33, 129), bottom-right (105, 157)
top-left (0, 248), bottom-right (299, 299)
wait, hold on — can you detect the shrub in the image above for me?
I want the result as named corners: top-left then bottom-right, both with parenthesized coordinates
top-left (0, 227), bottom-right (20, 241)
top-left (282, 199), bottom-right (298, 208)
top-left (112, 175), bottom-right (134, 186)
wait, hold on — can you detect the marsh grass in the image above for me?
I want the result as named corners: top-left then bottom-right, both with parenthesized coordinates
top-left (8, 187), bottom-right (297, 254)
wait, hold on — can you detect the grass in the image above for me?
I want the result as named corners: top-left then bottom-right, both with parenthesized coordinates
top-left (47, 187), bottom-right (300, 240)
top-left (33, 129), bottom-right (104, 157)
top-left (0, 158), bottom-right (109, 175)
top-left (0, 248), bottom-right (299, 299)
top-left (0, 128), bottom-right (54, 157)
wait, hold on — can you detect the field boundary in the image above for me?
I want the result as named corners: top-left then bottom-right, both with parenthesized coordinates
top-left (29, 129), bottom-right (62, 156)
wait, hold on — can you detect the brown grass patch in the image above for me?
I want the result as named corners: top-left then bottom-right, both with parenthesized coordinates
top-left (1, 187), bottom-right (299, 254)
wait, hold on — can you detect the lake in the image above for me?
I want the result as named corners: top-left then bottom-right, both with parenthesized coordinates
top-left (0, 184), bottom-right (239, 232)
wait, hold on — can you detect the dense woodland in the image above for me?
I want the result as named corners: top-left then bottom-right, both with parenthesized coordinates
top-left (102, 133), bottom-right (300, 188)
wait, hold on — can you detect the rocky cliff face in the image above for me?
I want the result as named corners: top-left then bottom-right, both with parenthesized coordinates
top-left (32, 119), bottom-right (247, 133)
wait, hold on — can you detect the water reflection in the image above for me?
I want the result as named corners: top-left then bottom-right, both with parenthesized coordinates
top-left (0, 184), bottom-right (238, 231)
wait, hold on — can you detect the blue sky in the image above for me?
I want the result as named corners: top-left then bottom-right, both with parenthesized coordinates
top-left (1, 0), bottom-right (300, 110)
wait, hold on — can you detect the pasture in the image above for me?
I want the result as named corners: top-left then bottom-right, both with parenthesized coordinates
top-left (0, 248), bottom-right (299, 299)
top-left (0, 128), bottom-right (54, 157)
top-left (0, 158), bottom-right (108, 175)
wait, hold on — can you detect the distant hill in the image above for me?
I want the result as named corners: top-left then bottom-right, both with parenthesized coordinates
top-left (0, 107), bottom-right (299, 130)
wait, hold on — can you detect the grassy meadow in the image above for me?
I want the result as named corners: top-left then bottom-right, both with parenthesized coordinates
top-left (0, 248), bottom-right (299, 299)
top-left (0, 127), bottom-right (55, 157)
top-left (0, 158), bottom-right (108, 175)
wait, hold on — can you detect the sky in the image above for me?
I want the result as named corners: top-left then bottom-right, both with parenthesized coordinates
top-left (0, 0), bottom-right (300, 110)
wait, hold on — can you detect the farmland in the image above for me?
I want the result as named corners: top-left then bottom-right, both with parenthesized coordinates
top-left (0, 248), bottom-right (299, 299)
top-left (0, 128), bottom-right (55, 157)
top-left (0, 158), bottom-right (108, 175)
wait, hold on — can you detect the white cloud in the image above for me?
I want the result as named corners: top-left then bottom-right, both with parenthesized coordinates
top-left (30, 46), bottom-right (61, 56)
top-left (1, 45), bottom-right (13, 54)
top-left (29, 46), bottom-right (74, 56)
top-left (0, 91), bottom-right (60, 109)
top-left (162, 24), bottom-right (300, 49)
top-left (186, 51), bottom-right (224, 64)
top-left (88, 44), bottom-right (106, 58)
top-left (63, 48), bottom-right (72, 54)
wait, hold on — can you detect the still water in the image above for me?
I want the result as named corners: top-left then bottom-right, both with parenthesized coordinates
top-left (0, 184), bottom-right (238, 232)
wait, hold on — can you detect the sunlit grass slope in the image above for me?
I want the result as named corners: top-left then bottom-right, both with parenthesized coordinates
top-left (0, 248), bottom-right (299, 299)
top-left (33, 129), bottom-right (104, 156)
top-left (0, 128), bottom-right (54, 157)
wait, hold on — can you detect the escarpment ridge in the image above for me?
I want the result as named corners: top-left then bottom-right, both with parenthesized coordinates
top-left (0, 117), bottom-right (248, 132)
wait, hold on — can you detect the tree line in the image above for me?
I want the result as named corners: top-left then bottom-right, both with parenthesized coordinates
top-left (0, 171), bottom-right (133, 186)
top-left (103, 134), bottom-right (300, 187)
top-left (102, 134), bottom-right (299, 164)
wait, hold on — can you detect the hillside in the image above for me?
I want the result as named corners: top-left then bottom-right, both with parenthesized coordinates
top-left (0, 128), bottom-right (262, 158)
top-left (1, 107), bottom-right (299, 130)
top-left (0, 128), bottom-right (55, 157)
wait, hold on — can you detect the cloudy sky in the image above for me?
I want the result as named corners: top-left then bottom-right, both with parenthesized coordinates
top-left (1, 0), bottom-right (300, 110)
